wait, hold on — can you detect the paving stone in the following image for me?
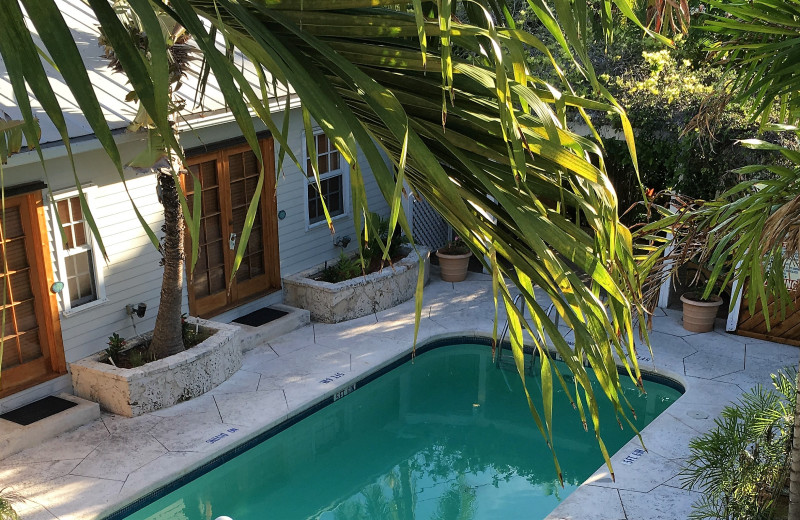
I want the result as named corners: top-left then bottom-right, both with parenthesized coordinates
top-left (70, 433), bottom-right (166, 481)
top-left (619, 484), bottom-right (699, 520)
top-left (546, 485), bottom-right (625, 520)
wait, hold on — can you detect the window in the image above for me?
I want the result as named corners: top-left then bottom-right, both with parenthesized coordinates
top-left (53, 192), bottom-right (103, 311)
top-left (306, 131), bottom-right (348, 226)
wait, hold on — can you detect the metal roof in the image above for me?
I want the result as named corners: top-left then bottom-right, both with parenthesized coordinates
top-left (0, 0), bottom-right (294, 150)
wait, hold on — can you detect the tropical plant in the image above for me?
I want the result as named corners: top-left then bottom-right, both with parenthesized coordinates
top-left (681, 370), bottom-right (795, 519)
top-left (1, 0), bottom-right (662, 480)
top-left (0, 491), bottom-right (20, 520)
top-left (438, 237), bottom-right (472, 256)
top-left (105, 333), bottom-right (127, 364)
top-left (636, 0), bottom-right (800, 514)
top-left (701, 0), bottom-right (800, 126)
top-left (361, 211), bottom-right (408, 269)
top-left (319, 253), bottom-right (362, 284)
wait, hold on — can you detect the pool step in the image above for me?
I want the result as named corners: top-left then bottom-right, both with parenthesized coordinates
top-left (0, 393), bottom-right (100, 460)
top-left (234, 303), bottom-right (310, 352)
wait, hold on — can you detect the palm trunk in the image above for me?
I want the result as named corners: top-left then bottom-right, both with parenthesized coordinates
top-left (149, 170), bottom-right (185, 359)
top-left (789, 363), bottom-right (800, 519)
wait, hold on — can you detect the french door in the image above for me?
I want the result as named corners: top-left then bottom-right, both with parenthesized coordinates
top-left (185, 139), bottom-right (281, 318)
top-left (0, 191), bottom-right (65, 398)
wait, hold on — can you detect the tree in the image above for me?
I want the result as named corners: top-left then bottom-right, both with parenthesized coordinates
top-left (639, 0), bottom-right (800, 515)
top-left (0, 0), bottom-right (655, 480)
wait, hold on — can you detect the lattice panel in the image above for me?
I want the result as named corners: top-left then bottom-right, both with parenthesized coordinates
top-left (411, 196), bottom-right (450, 250)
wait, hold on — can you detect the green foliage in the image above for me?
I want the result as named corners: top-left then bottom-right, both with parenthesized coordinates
top-left (319, 253), bottom-right (362, 284)
top-left (361, 211), bottom-right (408, 268)
top-left (681, 370), bottom-right (795, 519)
top-left (599, 34), bottom-right (796, 218)
top-left (126, 349), bottom-right (147, 368)
top-left (0, 494), bottom-right (19, 520)
top-left (105, 333), bottom-right (126, 364)
top-left (517, 3), bottom-right (797, 218)
top-left (438, 237), bottom-right (471, 256)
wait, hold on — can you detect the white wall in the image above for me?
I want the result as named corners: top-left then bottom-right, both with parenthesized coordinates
top-left (4, 138), bottom-right (179, 366)
top-left (0, 107), bottom-right (393, 410)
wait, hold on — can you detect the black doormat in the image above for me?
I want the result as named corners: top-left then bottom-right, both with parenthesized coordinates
top-left (0, 395), bottom-right (78, 426)
top-left (232, 307), bottom-right (289, 327)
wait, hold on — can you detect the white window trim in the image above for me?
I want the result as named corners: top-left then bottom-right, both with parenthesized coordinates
top-left (303, 128), bottom-right (350, 231)
top-left (50, 186), bottom-right (107, 315)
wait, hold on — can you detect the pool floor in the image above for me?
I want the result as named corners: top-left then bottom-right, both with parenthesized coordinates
top-left (125, 344), bottom-right (681, 520)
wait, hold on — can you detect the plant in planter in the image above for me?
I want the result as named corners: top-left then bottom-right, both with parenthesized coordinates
top-left (436, 237), bottom-right (472, 282)
top-left (681, 292), bottom-right (724, 333)
top-left (105, 333), bottom-right (127, 366)
top-left (318, 252), bottom-right (362, 283)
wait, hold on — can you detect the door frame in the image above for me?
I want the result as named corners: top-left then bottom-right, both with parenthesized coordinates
top-left (0, 191), bottom-right (66, 398)
top-left (184, 137), bottom-right (281, 318)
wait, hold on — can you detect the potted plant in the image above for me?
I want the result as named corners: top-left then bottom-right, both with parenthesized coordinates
top-left (436, 237), bottom-right (472, 282)
top-left (680, 292), bottom-right (724, 332)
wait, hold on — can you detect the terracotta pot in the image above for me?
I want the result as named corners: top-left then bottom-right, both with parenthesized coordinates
top-left (436, 250), bottom-right (472, 282)
top-left (680, 293), bottom-right (723, 332)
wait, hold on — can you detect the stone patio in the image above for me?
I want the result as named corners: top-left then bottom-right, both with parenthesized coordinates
top-left (1, 273), bottom-right (796, 519)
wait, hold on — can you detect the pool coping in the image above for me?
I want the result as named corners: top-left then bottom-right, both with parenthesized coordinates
top-left (1, 273), bottom-right (797, 519)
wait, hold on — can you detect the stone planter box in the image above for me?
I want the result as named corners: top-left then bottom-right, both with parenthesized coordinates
top-left (283, 245), bottom-right (430, 323)
top-left (70, 318), bottom-right (241, 417)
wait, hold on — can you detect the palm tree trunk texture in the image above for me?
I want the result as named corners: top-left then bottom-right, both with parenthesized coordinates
top-left (149, 170), bottom-right (185, 359)
top-left (790, 367), bottom-right (800, 520)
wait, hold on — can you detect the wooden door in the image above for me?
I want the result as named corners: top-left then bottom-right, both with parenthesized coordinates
top-left (185, 139), bottom-right (281, 318)
top-left (0, 192), bottom-right (65, 398)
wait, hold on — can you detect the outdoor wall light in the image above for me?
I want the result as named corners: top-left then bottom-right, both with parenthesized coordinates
top-left (126, 302), bottom-right (147, 318)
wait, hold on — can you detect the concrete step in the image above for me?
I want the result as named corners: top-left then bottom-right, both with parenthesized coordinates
top-left (0, 393), bottom-right (100, 460)
top-left (234, 303), bottom-right (310, 352)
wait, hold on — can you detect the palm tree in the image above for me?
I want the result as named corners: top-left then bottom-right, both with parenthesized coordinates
top-left (0, 0), bottom-right (653, 478)
top-left (639, 0), bottom-right (800, 515)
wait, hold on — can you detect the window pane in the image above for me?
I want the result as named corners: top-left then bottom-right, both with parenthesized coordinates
top-left (308, 184), bottom-right (323, 224)
top-left (70, 198), bottom-right (83, 221)
top-left (57, 199), bottom-right (70, 224)
top-left (308, 174), bottom-right (344, 225)
top-left (330, 152), bottom-right (340, 172)
top-left (5, 238), bottom-right (29, 271)
top-left (65, 250), bottom-right (97, 307)
top-left (229, 153), bottom-right (244, 180)
top-left (73, 221), bottom-right (87, 248)
top-left (319, 153), bottom-right (330, 175)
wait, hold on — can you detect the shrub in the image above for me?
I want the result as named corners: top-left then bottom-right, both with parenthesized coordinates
top-left (319, 252), bottom-right (362, 283)
top-left (105, 333), bottom-right (126, 364)
top-left (681, 370), bottom-right (795, 519)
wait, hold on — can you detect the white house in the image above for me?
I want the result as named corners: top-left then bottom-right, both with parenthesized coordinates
top-left (0, 2), bottom-right (391, 412)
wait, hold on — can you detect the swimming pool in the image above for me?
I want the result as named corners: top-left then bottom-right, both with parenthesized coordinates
top-left (114, 340), bottom-right (682, 520)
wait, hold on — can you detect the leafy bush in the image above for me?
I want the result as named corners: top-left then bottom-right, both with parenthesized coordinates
top-left (0, 493), bottom-right (19, 520)
top-left (319, 252), bottom-right (362, 283)
top-left (105, 333), bottom-right (126, 364)
top-left (516, 5), bottom-right (798, 222)
top-left (361, 211), bottom-right (408, 267)
top-left (681, 370), bottom-right (795, 519)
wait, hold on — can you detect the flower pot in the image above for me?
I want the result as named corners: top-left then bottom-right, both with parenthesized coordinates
top-left (680, 293), bottom-right (724, 333)
top-left (436, 250), bottom-right (472, 282)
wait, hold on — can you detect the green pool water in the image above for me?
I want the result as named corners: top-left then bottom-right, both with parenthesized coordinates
top-left (123, 343), bottom-right (682, 520)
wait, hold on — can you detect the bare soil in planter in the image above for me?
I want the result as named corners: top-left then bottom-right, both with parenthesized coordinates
top-left (105, 325), bottom-right (216, 369)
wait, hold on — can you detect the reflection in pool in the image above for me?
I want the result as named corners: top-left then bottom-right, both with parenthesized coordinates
top-left (123, 343), bottom-right (682, 520)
